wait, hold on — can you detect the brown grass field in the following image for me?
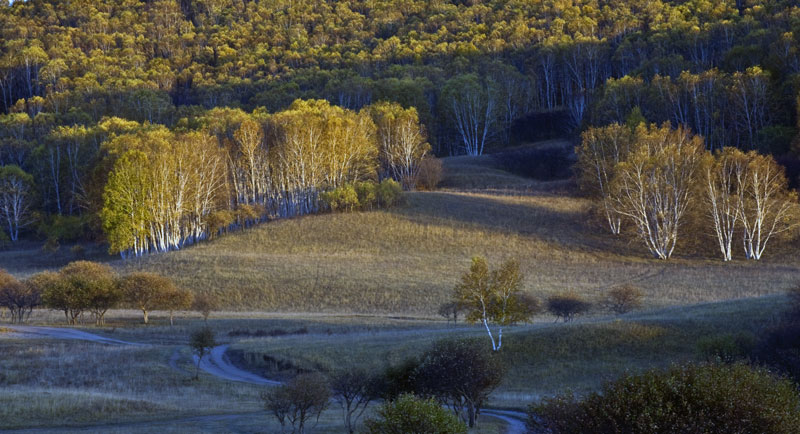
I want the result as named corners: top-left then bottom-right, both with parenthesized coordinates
top-left (1, 146), bottom-right (799, 431)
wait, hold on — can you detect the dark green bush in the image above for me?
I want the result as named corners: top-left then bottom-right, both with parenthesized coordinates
top-left (364, 393), bottom-right (467, 434)
top-left (354, 181), bottom-right (378, 209)
top-left (696, 332), bottom-right (756, 363)
top-left (529, 363), bottom-right (800, 434)
top-left (546, 292), bottom-right (591, 322)
top-left (377, 179), bottom-right (403, 207)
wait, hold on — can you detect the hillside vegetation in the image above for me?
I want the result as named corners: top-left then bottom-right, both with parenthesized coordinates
top-left (107, 152), bottom-right (800, 313)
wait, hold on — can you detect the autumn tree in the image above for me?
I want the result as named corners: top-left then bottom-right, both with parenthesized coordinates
top-left (0, 269), bottom-right (40, 323)
top-left (119, 272), bottom-right (177, 324)
top-left (366, 101), bottom-right (430, 190)
top-left (160, 286), bottom-right (194, 326)
top-left (609, 124), bottom-right (705, 259)
top-left (263, 373), bottom-right (331, 434)
top-left (0, 165), bottom-right (34, 242)
top-left (704, 148), bottom-right (746, 261)
top-left (576, 124), bottom-right (635, 234)
top-left (737, 152), bottom-right (798, 260)
top-left (443, 75), bottom-right (496, 156)
top-left (453, 257), bottom-right (535, 351)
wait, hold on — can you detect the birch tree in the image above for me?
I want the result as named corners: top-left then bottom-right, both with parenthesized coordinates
top-left (609, 124), bottom-right (705, 259)
top-left (737, 152), bottom-right (798, 260)
top-left (704, 148), bottom-right (745, 261)
top-left (0, 165), bottom-right (34, 242)
top-left (443, 74), bottom-right (496, 156)
top-left (576, 124), bottom-right (635, 234)
top-left (453, 257), bottom-right (534, 351)
top-left (367, 101), bottom-right (430, 190)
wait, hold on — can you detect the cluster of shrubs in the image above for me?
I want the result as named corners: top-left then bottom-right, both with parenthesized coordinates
top-left (261, 338), bottom-right (501, 433)
top-left (529, 363), bottom-right (800, 433)
top-left (320, 179), bottom-right (403, 212)
top-left (0, 261), bottom-right (210, 326)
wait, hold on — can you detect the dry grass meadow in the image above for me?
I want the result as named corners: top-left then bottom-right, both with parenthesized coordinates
top-left (1, 146), bottom-right (799, 431)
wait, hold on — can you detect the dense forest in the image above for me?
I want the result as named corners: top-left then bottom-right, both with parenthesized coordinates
top-left (2, 0), bottom-right (800, 254)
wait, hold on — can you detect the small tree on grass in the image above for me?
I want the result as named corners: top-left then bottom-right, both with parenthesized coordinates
top-left (416, 339), bottom-right (504, 428)
top-left (547, 292), bottom-right (591, 322)
top-left (365, 393), bottom-right (467, 434)
top-left (61, 261), bottom-right (119, 326)
top-left (0, 270), bottom-right (40, 323)
top-left (161, 286), bottom-right (194, 326)
top-left (193, 293), bottom-right (219, 322)
top-left (604, 285), bottom-right (644, 314)
top-left (190, 327), bottom-right (216, 380)
top-left (437, 301), bottom-right (465, 325)
top-left (262, 373), bottom-right (331, 434)
top-left (453, 257), bottom-right (535, 351)
top-left (120, 272), bottom-right (176, 324)
top-left (331, 368), bottom-right (380, 433)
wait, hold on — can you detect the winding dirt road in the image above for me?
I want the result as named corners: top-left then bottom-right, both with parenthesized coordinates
top-left (2, 325), bottom-right (528, 433)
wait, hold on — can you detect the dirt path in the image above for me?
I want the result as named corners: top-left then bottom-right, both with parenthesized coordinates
top-left (3, 325), bottom-right (528, 434)
top-left (193, 344), bottom-right (280, 385)
top-left (2, 325), bottom-right (144, 346)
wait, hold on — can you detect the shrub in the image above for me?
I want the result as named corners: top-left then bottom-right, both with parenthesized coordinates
top-left (262, 372), bottom-right (331, 434)
top-left (697, 333), bottom-right (756, 363)
top-left (321, 184), bottom-right (360, 212)
top-left (354, 181), bottom-right (378, 210)
top-left (42, 237), bottom-right (60, 253)
top-left (364, 393), bottom-right (467, 434)
top-left (37, 215), bottom-right (88, 243)
top-left (377, 178), bottom-right (403, 208)
top-left (416, 156), bottom-right (443, 190)
top-left (70, 244), bottom-right (86, 259)
top-left (529, 363), bottom-right (800, 434)
top-left (603, 284), bottom-right (643, 314)
top-left (547, 292), bottom-right (591, 322)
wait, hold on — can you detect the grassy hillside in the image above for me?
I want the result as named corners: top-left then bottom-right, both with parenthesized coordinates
top-left (4, 148), bottom-right (799, 313)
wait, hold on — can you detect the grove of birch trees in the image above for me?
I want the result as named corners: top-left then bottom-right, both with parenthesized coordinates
top-left (577, 122), bottom-right (799, 260)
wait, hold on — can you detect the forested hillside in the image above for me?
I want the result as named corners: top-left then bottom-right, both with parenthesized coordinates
top-left (2, 0), bottom-right (800, 253)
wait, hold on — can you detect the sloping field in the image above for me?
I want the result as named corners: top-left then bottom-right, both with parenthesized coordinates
top-left (108, 149), bottom-right (800, 313)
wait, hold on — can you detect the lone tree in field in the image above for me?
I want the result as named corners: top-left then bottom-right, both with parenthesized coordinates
top-left (547, 292), bottom-right (591, 322)
top-left (190, 327), bottom-right (216, 380)
top-left (160, 286), bottom-right (194, 326)
top-left (120, 272), bottom-right (177, 324)
top-left (193, 293), bottom-right (219, 322)
top-left (453, 257), bottom-right (535, 351)
top-left (604, 285), bottom-right (644, 314)
top-left (263, 372), bottom-right (331, 434)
